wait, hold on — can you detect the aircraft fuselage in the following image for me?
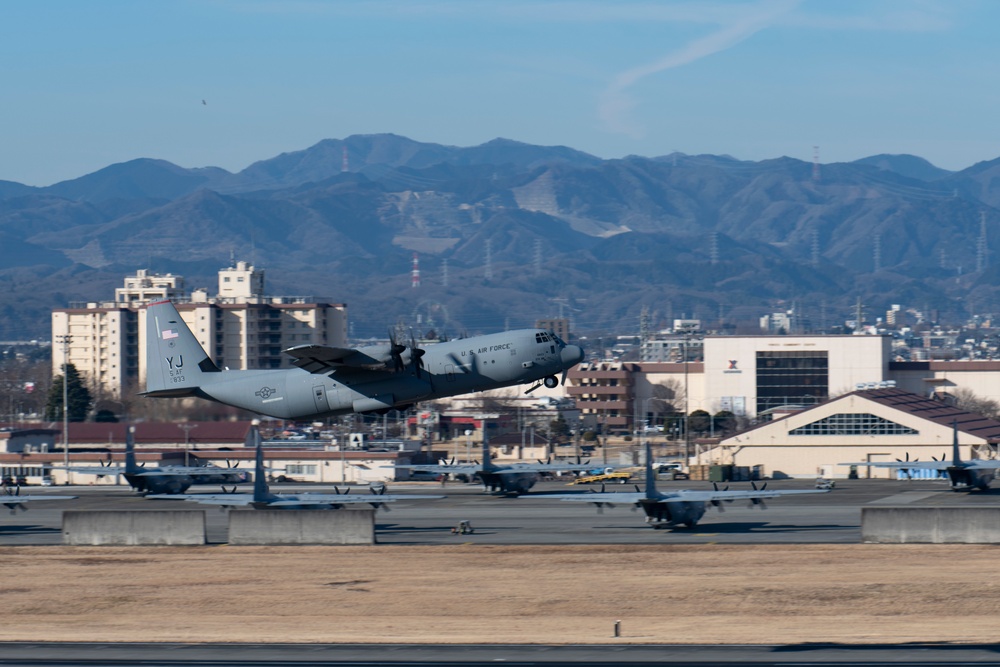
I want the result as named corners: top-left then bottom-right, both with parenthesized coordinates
top-left (190, 329), bottom-right (578, 419)
top-left (639, 498), bottom-right (707, 528)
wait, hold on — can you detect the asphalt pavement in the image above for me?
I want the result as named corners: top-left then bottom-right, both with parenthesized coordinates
top-left (2, 475), bottom-right (997, 545)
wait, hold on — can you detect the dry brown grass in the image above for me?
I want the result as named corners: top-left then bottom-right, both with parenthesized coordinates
top-left (2, 544), bottom-right (997, 644)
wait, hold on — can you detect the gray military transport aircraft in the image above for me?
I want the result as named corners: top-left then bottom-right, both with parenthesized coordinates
top-left (840, 421), bottom-right (1000, 491)
top-left (527, 442), bottom-right (829, 528)
top-left (148, 425), bottom-right (444, 509)
top-left (144, 300), bottom-right (585, 419)
top-left (397, 436), bottom-right (600, 496)
top-left (60, 426), bottom-right (251, 494)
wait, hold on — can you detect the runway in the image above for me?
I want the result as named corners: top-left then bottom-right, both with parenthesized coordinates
top-left (2, 476), bottom-right (997, 546)
top-left (2, 641), bottom-right (1000, 665)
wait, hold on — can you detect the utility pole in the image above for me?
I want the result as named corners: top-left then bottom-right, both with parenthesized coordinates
top-left (178, 423), bottom-right (198, 466)
top-left (684, 335), bottom-right (690, 463)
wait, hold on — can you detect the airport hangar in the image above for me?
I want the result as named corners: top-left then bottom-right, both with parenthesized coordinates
top-left (691, 386), bottom-right (1000, 480)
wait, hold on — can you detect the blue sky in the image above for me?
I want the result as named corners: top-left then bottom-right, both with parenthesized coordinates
top-left (3, 0), bottom-right (999, 186)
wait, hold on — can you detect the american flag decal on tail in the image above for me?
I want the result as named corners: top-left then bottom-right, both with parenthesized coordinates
top-left (161, 329), bottom-right (178, 340)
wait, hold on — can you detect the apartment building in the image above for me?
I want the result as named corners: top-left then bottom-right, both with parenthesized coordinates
top-left (52, 262), bottom-right (347, 398)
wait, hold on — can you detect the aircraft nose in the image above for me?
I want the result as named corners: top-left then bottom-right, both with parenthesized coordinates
top-left (561, 344), bottom-right (584, 367)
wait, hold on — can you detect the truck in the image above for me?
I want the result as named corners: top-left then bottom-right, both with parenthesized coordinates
top-left (654, 462), bottom-right (690, 480)
top-left (570, 469), bottom-right (632, 485)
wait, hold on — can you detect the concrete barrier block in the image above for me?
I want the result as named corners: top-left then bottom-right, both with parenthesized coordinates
top-left (862, 506), bottom-right (1000, 544)
top-left (228, 509), bottom-right (375, 545)
top-left (62, 510), bottom-right (206, 546)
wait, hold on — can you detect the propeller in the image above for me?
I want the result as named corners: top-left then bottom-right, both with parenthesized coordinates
top-left (409, 331), bottom-right (426, 379)
top-left (388, 329), bottom-right (407, 372)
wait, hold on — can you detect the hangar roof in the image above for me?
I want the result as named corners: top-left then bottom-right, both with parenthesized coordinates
top-left (742, 388), bottom-right (1000, 444)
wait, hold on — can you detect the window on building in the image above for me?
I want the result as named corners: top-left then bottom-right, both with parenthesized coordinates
top-left (789, 413), bottom-right (918, 436)
top-left (286, 464), bottom-right (317, 476)
top-left (756, 351), bottom-right (829, 414)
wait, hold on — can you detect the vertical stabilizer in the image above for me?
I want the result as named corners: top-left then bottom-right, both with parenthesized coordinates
top-left (252, 426), bottom-right (270, 502)
top-left (481, 430), bottom-right (494, 472)
top-left (144, 300), bottom-right (219, 397)
top-left (124, 425), bottom-right (139, 475)
top-left (952, 419), bottom-right (963, 466)
top-left (645, 441), bottom-right (659, 499)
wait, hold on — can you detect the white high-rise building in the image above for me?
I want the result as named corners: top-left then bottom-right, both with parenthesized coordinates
top-left (52, 262), bottom-right (347, 399)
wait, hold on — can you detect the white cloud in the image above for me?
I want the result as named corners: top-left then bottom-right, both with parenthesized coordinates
top-left (598, 0), bottom-right (800, 137)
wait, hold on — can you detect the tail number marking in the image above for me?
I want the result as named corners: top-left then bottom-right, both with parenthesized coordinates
top-left (165, 355), bottom-right (186, 383)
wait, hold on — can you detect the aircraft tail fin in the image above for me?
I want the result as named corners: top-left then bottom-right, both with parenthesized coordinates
top-left (645, 441), bottom-right (659, 499)
top-left (251, 425), bottom-right (270, 502)
top-left (481, 430), bottom-right (493, 472)
top-left (124, 425), bottom-right (139, 475)
top-left (144, 300), bottom-right (220, 397)
top-left (952, 419), bottom-right (962, 466)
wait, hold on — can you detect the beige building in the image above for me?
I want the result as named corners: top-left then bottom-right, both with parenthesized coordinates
top-left (52, 262), bottom-right (347, 399)
top-left (694, 387), bottom-right (1000, 479)
top-left (568, 334), bottom-right (1000, 436)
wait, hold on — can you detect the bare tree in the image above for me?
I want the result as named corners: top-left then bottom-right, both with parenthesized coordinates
top-left (952, 388), bottom-right (1000, 421)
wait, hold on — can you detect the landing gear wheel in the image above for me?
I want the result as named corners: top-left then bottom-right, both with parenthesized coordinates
top-left (543, 376), bottom-right (559, 389)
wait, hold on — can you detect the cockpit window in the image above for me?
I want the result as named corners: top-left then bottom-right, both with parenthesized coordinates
top-left (535, 332), bottom-right (552, 344)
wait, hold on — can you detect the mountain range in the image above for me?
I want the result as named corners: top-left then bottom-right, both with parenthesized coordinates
top-left (3, 133), bottom-right (1000, 342)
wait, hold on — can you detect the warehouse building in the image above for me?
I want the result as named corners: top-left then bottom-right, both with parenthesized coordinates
top-left (694, 387), bottom-right (1000, 479)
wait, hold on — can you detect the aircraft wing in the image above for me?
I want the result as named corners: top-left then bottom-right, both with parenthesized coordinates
top-left (840, 460), bottom-right (950, 470)
top-left (662, 487), bottom-right (830, 503)
top-left (269, 492), bottom-right (446, 506)
top-left (1, 494), bottom-right (77, 504)
top-left (540, 491), bottom-right (646, 504)
top-left (396, 464), bottom-right (482, 475)
top-left (143, 466), bottom-right (253, 477)
top-left (530, 487), bottom-right (829, 504)
top-left (284, 345), bottom-right (388, 374)
top-left (501, 463), bottom-right (596, 474)
top-left (147, 493), bottom-right (255, 506)
top-left (841, 459), bottom-right (1000, 470)
top-left (55, 465), bottom-right (123, 476)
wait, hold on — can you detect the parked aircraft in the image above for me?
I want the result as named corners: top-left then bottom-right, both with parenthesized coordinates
top-left (148, 426), bottom-right (445, 509)
top-left (840, 421), bottom-right (1000, 491)
top-left (60, 426), bottom-right (251, 494)
top-left (397, 437), bottom-right (599, 496)
top-left (143, 300), bottom-right (584, 419)
top-left (1, 487), bottom-right (76, 514)
top-left (525, 442), bottom-right (829, 528)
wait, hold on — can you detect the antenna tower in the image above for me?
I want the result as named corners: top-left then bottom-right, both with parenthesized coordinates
top-left (640, 306), bottom-right (650, 343)
top-left (977, 211), bottom-right (988, 272)
top-left (873, 234), bottom-right (881, 273)
top-left (484, 239), bottom-right (493, 281)
top-left (812, 146), bottom-right (820, 182)
top-left (342, 146), bottom-right (349, 172)
top-left (441, 258), bottom-right (449, 288)
top-left (811, 228), bottom-right (820, 267)
top-left (709, 232), bottom-right (719, 265)
top-left (411, 253), bottom-right (420, 289)
top-left (533, 239), bottom-right (543, 277)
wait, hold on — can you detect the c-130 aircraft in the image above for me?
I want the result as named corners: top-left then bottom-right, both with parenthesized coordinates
top-left (143, 300), bottom-right (585, 419)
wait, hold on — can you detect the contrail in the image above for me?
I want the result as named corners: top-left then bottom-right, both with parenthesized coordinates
top-left (599, 0), bottom-right (799, 137)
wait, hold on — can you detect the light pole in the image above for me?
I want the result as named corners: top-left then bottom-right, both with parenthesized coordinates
top-left (683, 334), bottom-right (690, 463)
top-left (55, 334), bottom-right (72, 484)
top-left (178, 423), bottom-right (198, 466)
top-left (464, 429), bottom-right (473, 464)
